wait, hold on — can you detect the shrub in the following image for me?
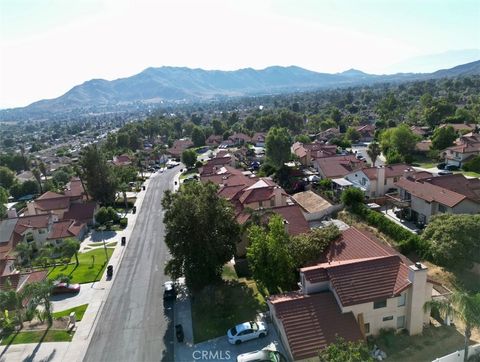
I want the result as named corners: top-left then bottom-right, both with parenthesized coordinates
top-left (119, 218), bottom-right (128, 228)
top-left (463, 156), bottom-right (480, 173)
top-left (341, 187), bottom-right (365, 207)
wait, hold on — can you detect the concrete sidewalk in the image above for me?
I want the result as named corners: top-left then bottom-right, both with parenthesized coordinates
top-left (0, 170), bottom-right (181, 362)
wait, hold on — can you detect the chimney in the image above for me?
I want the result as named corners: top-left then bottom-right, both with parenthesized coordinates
top-left (26, 202), bottom-right (36, 215)
top-left (403, 167), bottom-right (415, 180)
top-left (283, 219), bottom-right (289, 234)
top-left (406, 262), bottom-right (428, 335)
top-left (7, 209), bottom-right (17, 219)
top-left (273, 186), bottom-right (285, 207)
top-left (377, 165), bottom-right (386, 196)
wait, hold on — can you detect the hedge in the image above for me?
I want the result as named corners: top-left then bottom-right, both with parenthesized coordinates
top-left (352, 204), bottom-right (422, 254)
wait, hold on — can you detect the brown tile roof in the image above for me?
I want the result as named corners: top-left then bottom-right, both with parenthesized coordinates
top-left (421, 174), bottom-right (480, 203)
top-left (0, 270), bottom-right (47, 292)
top-left (269, 205), bottom-right (310, 236)
top-left (395, 178), bottom-right (467, 207)
top-left (415, 140), bottom-right (432, 152)
top-left (315, 155), bottom-right (364, 179)
top-left (291, 191), bottom-right (332, 214)
top-left (199, 157), bottom-right (232, 176)
top-left (37, 191), bottom-right (64, 200)
top-left (167, 139), bottom-right (194, 156)
top-left (270, 291), bottom-right (363, 360)
top-left (63, 201), bottom-right (97, 223)
top-left (439, 123), bottom-right (476, 132)
top-left (14, 214), bottom-right (50, 234)
top-left (206, 135), bottom-right (223, 145)
top-left (64, 178), bottom-right (86, 198)
top-left (112, 154), bottom-right (133, 166)
top-left (360, 164), bottom-right (411, 181)
top-left (34, 192), bottom-right (71, 211)
top-left (47, 220), bottom-right (85, 240)
top-left (229, 133), bottom-right (251, 143)
top-left (445, 142), bottom-right (480, 154)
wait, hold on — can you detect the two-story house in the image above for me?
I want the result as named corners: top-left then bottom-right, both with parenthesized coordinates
top-left (394, 174), bottom-right (480, 224)
top-left (291, 142), bottom-right (337, 167)
top-left (268, 227), bottom-right (436, 362)
top-left (314, 155), bottom-right (364, 179)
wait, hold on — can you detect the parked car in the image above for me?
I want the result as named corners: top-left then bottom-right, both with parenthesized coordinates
top-left (436, 162), bottom-right (446, 170)
top-left (237, 349), bottom-right (287, 362)
top-left (438, 170), bottom-right (453, 175)
top-left (163, 281), bottom-right (176, 301)
top-left (52, 282), bottom-right (81, 295)
top-left (227, 321), bottom-right (268, 345)
top-left (445, 164), bottom-right (459, 171)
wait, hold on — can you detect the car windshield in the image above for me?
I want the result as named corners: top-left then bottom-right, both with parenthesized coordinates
top-left (250, 322), bottom-right (258, 331)
top-left (229, 327), bottom-right (237, 336)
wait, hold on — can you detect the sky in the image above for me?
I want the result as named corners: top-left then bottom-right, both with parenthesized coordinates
top-left (1, 0), bottom-right (479, 109)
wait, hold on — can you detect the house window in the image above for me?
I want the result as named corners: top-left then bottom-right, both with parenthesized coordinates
top-left (397, 293), bottom-right (406, 307)
top-left (26, 233), bottom-right (34, 243)
top-left (259, 201), bottom-right (263, 207)
top-left (382, 316), bottom-right (393, 322)
top-left (374, 299), bottom-right (387, 309)
top-left (38, 229), bottom-right (46, 234)
top-left (270, 198), bottom-right (275, 207)
top-left (438, 204), bottom-right (447, 213)
top-left (384, 178), bottom-right (387, 185)
top-left (364, 323), bottom-right (370, 334)
top-left (397, 316), bottom-right (405, 329)
top-left (394, 177), bottom-right (399, 182)
top-left (361, 178), bottom-right (367, 186)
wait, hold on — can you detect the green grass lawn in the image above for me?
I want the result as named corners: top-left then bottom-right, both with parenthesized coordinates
top-left (1, 329), bottom-right (73, 345)
top-left (191, 274), bottom-right (267, 343)
top-left (179, 168), bottom-right (198, 180)
top-left (462, 171), bottom-right (480, 178)
top-left (53, 304), bottom-right (89, 321)
top-left (47, 248), bottom-right (114, 284)
top-left (374, 325), bottom-right (469, 362)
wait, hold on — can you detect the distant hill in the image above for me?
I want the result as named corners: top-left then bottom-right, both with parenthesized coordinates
top-left (1, 60), bottom-right (479, 121)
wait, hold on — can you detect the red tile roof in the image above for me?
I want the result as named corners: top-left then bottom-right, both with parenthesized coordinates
top-left (269, 205), bottom-right (310, 236)
top-left (270, 291), bottom-right (363, 360)
top-left (64, 178), bottom-right (86, 198)
top-left (14, 214), bottom-right (50, 234)
top-left (361, 164), bottom-right (411, 181)
top-left (395, 178), bottom-right (467, 207)
top-left (34, 192), bottom-right (71, 211)
top-left (167, 139), bottom-right (194, 156)
top-left (63, 201), bottom-right (97, 223)
top-left (47, 220), bottom-right (85, 240)
top-left (315, 155), bottom-right (364, 178)
top-left (37, 191), bottom-right (64, 200)
top-left (420, 174), bottom-right (480, 203)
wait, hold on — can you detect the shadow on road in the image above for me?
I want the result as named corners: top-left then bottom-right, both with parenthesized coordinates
top-left (161, 299), bottom-right (175, 362)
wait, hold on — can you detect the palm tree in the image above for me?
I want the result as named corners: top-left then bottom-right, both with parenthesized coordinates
top-left (19, 145), bottom-right (29, 171)
top-left (367, 141), bottom-right (381, 167)
top-left (119, 183), bottom-right (129, 214)
top-left (61, 238), bottom-right (80, 266)
top-left (424, 291), bottom-right (480, 361)
top-left (0, 280), bottom-right (27, 327)
top-left (38, 161), bottom-right (48, 181)
top-left (73, 164), bottom-right (87, 199)
top-left (23, 280), bottom-right (54, 326)
top-left (14, 242), bottom-right (33, 267)
top-left (32, 168), bottom-right (43, 194)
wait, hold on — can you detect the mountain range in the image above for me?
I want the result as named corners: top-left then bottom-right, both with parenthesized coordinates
top-left (1, 60), bottom-right (479, 121)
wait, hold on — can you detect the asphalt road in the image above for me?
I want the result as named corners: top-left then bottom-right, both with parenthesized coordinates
top-left (84, 168), bottom-right (178, 362)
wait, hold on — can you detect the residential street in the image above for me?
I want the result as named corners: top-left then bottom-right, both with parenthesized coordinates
top-left (84, 167), bottom-right (178, 362)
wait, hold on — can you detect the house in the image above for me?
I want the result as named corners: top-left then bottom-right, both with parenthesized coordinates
top-left (199, 156), bottom-right (234, 177)
top-left (268, 227), bottom-right (436, 361)
top-left (316, 128), bottom-right (340, 143)
top-left (167, 139), bottom-right (194, 159)
top-left (410, 126), bottom-right (429, 138)
top-left (443, 139), bottom-right (480, 168)
top-left (291, 190), bottom-right (342, 222)
top-left (229, 133), bottom-right (251, 145)
top-left (206, 134), bottom-right (223, 147)
top-left (355, 124), bottom-right (375, 142)
top-left (314, 155), bottom-right (364, 179)
top-left (439, 123), bottom-right (478, 134)
top-left (344, 164), bottom-right (420, 198)
top-left (251, 132), bottom-right (267, 147)
top-left (415, 140), bottom-right (432, 154)
top-left (393, 174), bottom-right (480, 224)
top-left (291, 142), bottom-right (337, 167)
top-left (46, 219), bottom-right (87, 246)
top-left (112, 154), bottom-right (133, 167)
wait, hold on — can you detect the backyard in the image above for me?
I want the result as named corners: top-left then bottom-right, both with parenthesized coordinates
top-left (373, 325), bottom-right (473, 362)
top-left (190, 264), bottom-right (267, 343)
top-left (47, 248), bottom-right (114, 284)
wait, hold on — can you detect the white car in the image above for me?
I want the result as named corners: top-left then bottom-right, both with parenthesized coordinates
top-left (227, 321), bottom-right (268, 345)
top-left (237, 349), bottom-right (287, 362)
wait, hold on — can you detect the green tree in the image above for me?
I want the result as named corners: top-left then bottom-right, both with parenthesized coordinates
top-left (366, 141), bottom-right (381, 166)
top-left (212, 119), bottom-right (224, 135)
top-left (341, 187), bottom-right (365, 207)
top-left (424, 291), bottom-right (480, 362)
top-left (0, 166), bottom-right (15, 189)
top-left (289, 225), bottom-right (340, 268)
top-left (80, 145), bottom-right (118, 205)
top-left (14, 242), bottom-right (34, 267)
top-left (265, 127), bottom-right (292, 170)
top-left (0, 186), bottom-right (8, 204)
top-left (463, 156), bottom-right (480, 173)
top-left (247, 215), bottom-right (295, 294)
top-left (0, 281), bottom-right (28, 327)
top-left (294, 134), bottom-right (311, 144)
top-left (181, 149), bottom-right (197, 169)
top-left (162, 182), bottom-right (240, 290)
top-left (22, 280), bottom-right (54, 326)
top-left (380, 125), bottom-right (418, 161)
top-left (345, 127), bottom-right (361, 143)
top-left (318, 337), bottom-right (373, 362)
top-left (421, 214), bottom-right (480, 270)
top-left (191, 127), bottom-right (206, 147)
top-left (61, 238), bottom-right (80, 266)
top-left (32, 168), bottom-right (43, 194)
top-left (52, 170), bottom-right (70, 186)
top-left (95, 207), bottom-right (111, 226)
top-left (431, 126), bottom-right (457, 150)
top-left (9, 180), bottom-right (39, 200)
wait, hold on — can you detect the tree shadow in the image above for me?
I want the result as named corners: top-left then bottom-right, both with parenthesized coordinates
top-left (90, 230), bottom-right (117, 242)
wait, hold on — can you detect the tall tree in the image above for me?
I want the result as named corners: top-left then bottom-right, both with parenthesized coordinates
top-left (32, 168), bottom-right (43, 194)
top-left (247, 215), bottom-right (295, 294)
top-left (61, 238), bottom-right (81, 266)
top-left (265, 127), bottom-right (292, 170)
top-left (424, 291), bottom-right (480, 362)
top-left (367, 141), bottom-right (381, 166)
top-left (431, 126), bottom-right (457, 150)
top-left (181, 149), bottom-right (197, 169)
top-left (162, 182), bottom-right (240, 290)
top-left (38, 162), bottom-right (48, 181)
top-left (22, 280), bottom-right (55, 326)
top-left (80, 145), bottom-right (118, 205)
top-left (0, 166), bottom-right (15, 189)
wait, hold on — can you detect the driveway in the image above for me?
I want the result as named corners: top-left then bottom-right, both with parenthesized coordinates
top-left (51, 282), bottom-right (97, 312)
top-left (176, 325), bottom-right (286, 362)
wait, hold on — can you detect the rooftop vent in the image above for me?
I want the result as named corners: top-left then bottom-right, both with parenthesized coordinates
top-left (414, 262), bottom-right (423, 270)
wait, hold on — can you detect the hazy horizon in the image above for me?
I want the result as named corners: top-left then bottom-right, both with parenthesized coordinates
top-left (1, 0), bottom-right (479, 109)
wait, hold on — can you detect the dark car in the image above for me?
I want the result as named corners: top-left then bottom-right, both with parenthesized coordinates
top-left (438, 170), bottom-right (453, 175)
top-left (52, 282), bottom-right (81, 295)
top-left (163, 281), bottom-right (176, 300)
top-left (436, 162), bottom-right (446, 170)
top-left (445, 164), bottom-right (459, 171)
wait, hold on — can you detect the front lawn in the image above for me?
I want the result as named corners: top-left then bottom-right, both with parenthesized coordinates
top-left (373, 325), bottom-right (471, 362)
top-left (179, 168), bottom-right (198, 180)
top-left (1, 329), bottom-right (73, 345)
top-left (53, 304), bottom-right (89, 321)
top-left (47, 248), bottom-right (114, 284)
top-left (191, 278), bottom-right (267, 343)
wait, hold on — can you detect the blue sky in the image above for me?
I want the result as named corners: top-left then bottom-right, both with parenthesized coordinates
top-left (1, 0), bottom-right (479, 108)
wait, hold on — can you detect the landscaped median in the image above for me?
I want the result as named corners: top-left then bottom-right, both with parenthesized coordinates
top-left (47, 248), bottom-right (114, 284)
top-left (191, 264), bottom-right (267, 343)
top-left (52, 304), bottom-right (89, 321)
top-left (1, 329), bottom-right (73, 345)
